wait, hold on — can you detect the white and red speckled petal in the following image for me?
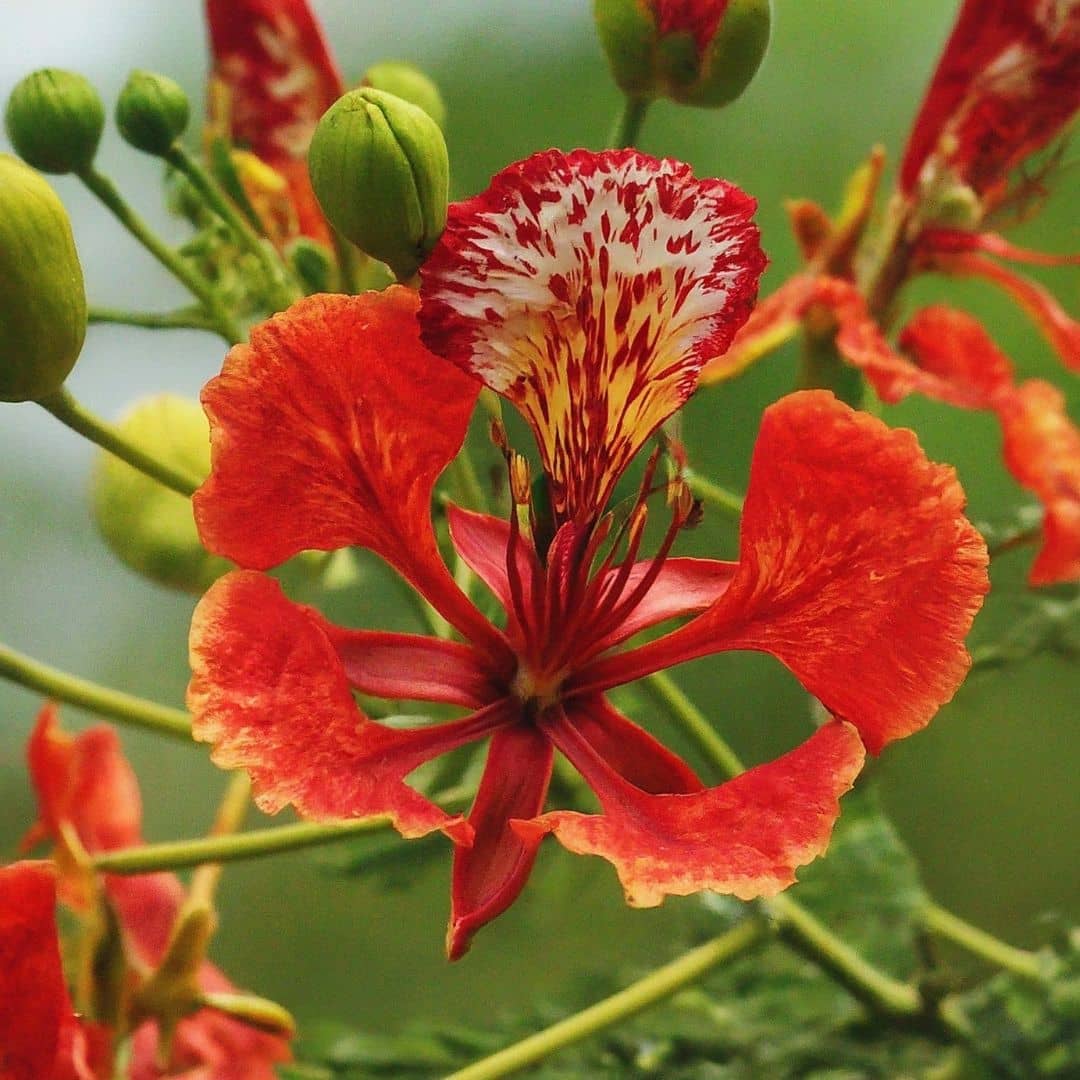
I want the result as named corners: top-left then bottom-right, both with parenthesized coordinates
top-left (420, 149), bottom-right (766, 524)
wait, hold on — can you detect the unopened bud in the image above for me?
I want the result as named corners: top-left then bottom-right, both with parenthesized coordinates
top-left (91, 395), bottom-right (232, 593)
top-left (0, 155), bottom-right (86, 402)
top-left (289, 237), bottom-right (335, 293)
top-left (5, 68), bottom-right (104, 174)
top-left (116, 70), bottom-right (190, 156)
top-left (362, 61), bottom-right (447, 130)
top-left (308, 88), bottom-right (448, 281)
top-left (595, 0), bottom-right (771, 108)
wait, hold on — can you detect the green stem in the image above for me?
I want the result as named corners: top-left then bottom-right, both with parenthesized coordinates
top-left (607, 96), bottom-right (651, 149)
top-left (93, 785), bottom-right (473, 873)
top-left (920, 901), bottom-right (1045, 981)
top-left (0, 641), bottom-right (192, 741)
top-left (76, 166), bottom-right (243, 344)
top-left (452, 447), bottom-right (489, 513)
top-left (89, 306), bottom-right (216, 332)
top-left (642, 672), bottom-right (745, 778)
top-left (332, 230), bottom-right (365, 295)
top-left (765, 893), bottom-right (923, 1017)
top-left (683, 470), bottom-right (744, 519)
top-left (38, 387), bottom-right (201, 497)
top-left (446, 919), bottom-right (767, 1080)
top-left (165, 144), bottom-right (302, 312)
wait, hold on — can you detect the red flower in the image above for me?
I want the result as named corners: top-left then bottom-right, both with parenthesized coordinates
top-left (21, 705), bottom-right (292, 1079)
top-left (204, 0), bottom-right (344, 245)
top-left (899, 0), bottom-right (1080, 205)
top-left (0, 860), bottom-right (110, 1080)
top-left (188, 148), bottom-right (987, 958)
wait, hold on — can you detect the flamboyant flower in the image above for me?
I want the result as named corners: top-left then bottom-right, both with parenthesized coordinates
top-left (204, 0), bottom-right (345, 245)
top-left (21, 705), bottom-right (292, 1079)
top-left (0, 860), bottom-right (110, 1080)
top-left (188, 148), bottom-right (987, 958)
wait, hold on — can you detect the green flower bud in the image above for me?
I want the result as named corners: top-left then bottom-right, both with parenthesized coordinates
top-left (5, 68), bottom-right (104, 173)
top-left (0, 155), bottom-right (86, 402)
top-left (595, 0), bottom-right (771, 108)
top-left (362, 61), bottom-right (447, 130)
top-left (308, 88), bottom-right (448, 281)
top-left (115, 69), bottom-right (190, 156)
top-left (91, 395), bottom-right (231, 594)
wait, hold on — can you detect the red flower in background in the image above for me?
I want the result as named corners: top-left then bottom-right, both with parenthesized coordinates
top-left (19, 705), bottom-right (292, 1080)
top-left (899, 0), bottom-right (1080, 205)
top-left (204, 0), bottom-right (344, 245)
top-left (706, 0), bottom-right (1080, 584)
top-left (0, 860), bottom-right (109, 1080)
top-left (187, 148), bottom-right (986, 958)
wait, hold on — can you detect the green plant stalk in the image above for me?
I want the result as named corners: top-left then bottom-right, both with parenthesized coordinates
top-left (920, 900), bottom-right (1045, 981)
top-left (38, 387), bottom-right (201, 497)
top-left (165, 143), bottom-right (302, 311)
top-left (76, 166), bottom-right (244, 344)
top-left (607, 96), bottom-right (651, 149)
top-left (0, 641), bottom-right (192, 740)
top-left (93, 785), bottom-right (474, 873)
top-left (683, 469), bottom-right (745, 519)
top-left (445, 918), bottom-right (768, 1080)
top-left (88, 306), bottom-right (216, 332)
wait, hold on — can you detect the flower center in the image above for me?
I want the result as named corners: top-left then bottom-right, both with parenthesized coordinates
top-left (510, 663), bottom-right (566, 714)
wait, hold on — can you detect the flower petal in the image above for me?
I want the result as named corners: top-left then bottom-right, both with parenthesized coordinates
top-left (899, 0), bottom-right (1080, 199)
top-left (318, 623), bottom-right (502, 707)
top-left (518, 715), bottom-right (864, 906)
top-left (923, 251), bottom-right (1080, 372)
top-left (188, 570), bottom-right (511, 841)
top-left (575, 391), bottom-right (989, 754)
top-left (421, 148), bottom-right (765, 522)
top-left (567, 695), bottom-right (703, 795)
top-left (206, 0), bottom-right (344, 243)
top-left (0, 861), bottom-right (67, 1079)
top-left (24, 704), bottom-right (143, 857)
top-left (195, 289), bottom-right (503, 653)
top-left (446, 722), bottom-right (553, 960)
top-left (700, 273), bottom-right (812, 384)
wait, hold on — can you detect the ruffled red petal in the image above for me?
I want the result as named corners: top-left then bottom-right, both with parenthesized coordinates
top-left (518, 716), bottom-right (864, 906)
top-left (899, 0), bottom-right (1080, 199)
top-left (421, 148), bottom-right (764, 523)
top-left (567, 695), bottom-right (702, 795)
top-left (205, 0), bottom-right (344, 243)
top-left (575, 391), bottom-right (988, 754)
top-left (188, 570), bottom-right (511, 840)
top-left (195, 290), bottom-right (503, 654)
top-left (446, 721), bottom-right (552, 960)
top-left (0, 861), bottom-right (68, 1078)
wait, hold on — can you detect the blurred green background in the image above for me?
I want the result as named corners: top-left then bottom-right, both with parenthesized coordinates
top-left (1, 0), bottom-right (1077, 1038)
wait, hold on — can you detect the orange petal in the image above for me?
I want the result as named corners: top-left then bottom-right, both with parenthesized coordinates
top-left (421, 149), bottom-right (765, 522)
top-left (576, 392), bottom-right (988, 754)
top-left (519, 715), bottom-right (864, 906)
top-left (195, 289), bottom-right (504, 655)
top-left (188, 571), bottom-right (506, 840)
